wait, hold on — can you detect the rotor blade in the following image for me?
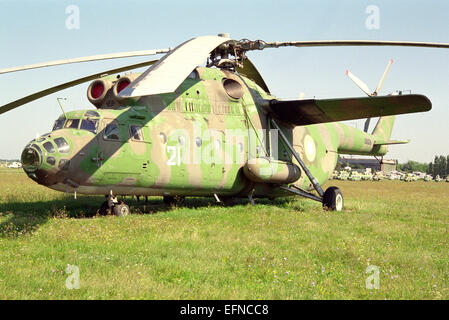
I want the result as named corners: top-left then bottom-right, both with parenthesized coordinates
top-left (374, 59), bottom-right (393, 95)
top-left (235, 57), bottom-right (270, 94)
top-left (0, 49), bottom-right (169, 75)
top-left (346, 70), bottom-right (372, 96)
top-left (258, 40), bottom-right (449, 50)
top-left (0, 60), bottom-right (157, 115)
top-left (119, 35), bottom-right (231, 98)
top-left (364, 118), bottom-right (371, 132)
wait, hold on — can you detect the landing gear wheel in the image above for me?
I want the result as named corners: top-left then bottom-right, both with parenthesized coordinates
top-left (113, 203), bottom-right (130, 216)
top-left (323, 186), bottom-right (344, 211)
top-left (163, 195), bottom-right (185, 206)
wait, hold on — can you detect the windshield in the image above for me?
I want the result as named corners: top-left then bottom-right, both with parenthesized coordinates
top-left (52, 118), bottom-right (65, 131)
top-left (64, 119), bottom-right (80, 129)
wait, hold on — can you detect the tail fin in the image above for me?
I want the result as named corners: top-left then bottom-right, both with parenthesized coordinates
top-left (372, 116), bottom-right (409, 155)
top-left (372, 115), bottom-right (395, 142)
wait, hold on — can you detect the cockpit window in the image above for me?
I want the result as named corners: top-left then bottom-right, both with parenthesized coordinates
top-left (129, 125), bottom-right (144, 141)
top-left (80, 119), bottom-right (99, 133)
top-left (85, 110), bottom-right (100, 117)
top-left (53, 118), bottom-right (65, 131)
top-left (54, 137), bottom-right (70, 153)
top-left (104, 122), bottom-right (120, 140)
top-left (64, 119), bottom-right (80, 129)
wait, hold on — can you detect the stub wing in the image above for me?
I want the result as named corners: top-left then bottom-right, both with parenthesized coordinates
top-left (268, 94), bottom-right (431, 126)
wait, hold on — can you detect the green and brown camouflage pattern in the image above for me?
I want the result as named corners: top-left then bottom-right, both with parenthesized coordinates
top-left (21, 67), bottom-right (411, 199)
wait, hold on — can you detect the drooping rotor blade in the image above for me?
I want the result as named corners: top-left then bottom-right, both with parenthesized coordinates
top-left (374, 59), bottom-right (393, 95)
top-left (346, 70), bottom-right (372, 96)
top-left (364, 118), bottom-right (371, 132)
top-left (0, 49), bottom-right (169, 75)
top-left (235, 58), bottom-right (270, 94)
top-left (267, 94), bottom-right (431, 126)
top-left (119, 36), bottom-right (231, 98)
top-left (250, 40), bottom-right (449, 50)
top-left (0, 60), bottom-right (157, 115)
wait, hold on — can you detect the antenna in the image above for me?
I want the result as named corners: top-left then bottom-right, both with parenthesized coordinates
top-left (57, 97), bottom-right (67, 119)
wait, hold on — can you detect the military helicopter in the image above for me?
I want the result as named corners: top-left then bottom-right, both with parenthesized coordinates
top-left (1, 34), bottom-right (449, 215)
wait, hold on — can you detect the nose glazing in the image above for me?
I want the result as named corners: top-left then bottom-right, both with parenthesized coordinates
top-left (21, 146), bottom-right (42, 172)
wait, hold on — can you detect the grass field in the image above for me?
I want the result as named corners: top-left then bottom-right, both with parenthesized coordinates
top-left (0, 167), bottom-right (448, 299)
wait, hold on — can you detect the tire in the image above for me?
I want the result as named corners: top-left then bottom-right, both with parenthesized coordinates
top-left (323, 186), bottom-right (344, 211)
top-left (113, 204), bottom-right (130, 216)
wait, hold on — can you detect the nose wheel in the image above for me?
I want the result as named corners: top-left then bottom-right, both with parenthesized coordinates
top-left (323, 186), bottom-right (344, 211)
top-left (99, 192), bottom-right (130, 216)
top-left (113, 203), bottom-right (130, 216)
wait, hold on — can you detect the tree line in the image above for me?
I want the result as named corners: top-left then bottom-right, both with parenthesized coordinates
top-left (398, 155), bottom-right (449, 177)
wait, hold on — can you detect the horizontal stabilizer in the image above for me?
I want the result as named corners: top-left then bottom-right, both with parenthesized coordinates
top-left (268, 94), bottom-right (431, 126)
top-left (374, 139), bottom-right (410, 145)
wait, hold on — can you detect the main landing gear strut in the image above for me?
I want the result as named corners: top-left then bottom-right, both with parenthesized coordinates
top-left (271, 119), bottom-right (344, 211)
top-left (99, 191), bottom-right (130, 216)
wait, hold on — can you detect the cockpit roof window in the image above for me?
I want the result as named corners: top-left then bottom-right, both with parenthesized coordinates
top-left (85, 110), bottom-right (100, 118)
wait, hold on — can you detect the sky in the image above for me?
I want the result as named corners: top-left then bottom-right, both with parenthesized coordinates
top-left (0, 0), bottom-right (447, 163)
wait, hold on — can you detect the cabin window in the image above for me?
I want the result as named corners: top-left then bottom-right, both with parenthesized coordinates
top-left (238, 142), bottom-right (244, 153)
top-left (129, 125), bottom-right (144, 141)
top-left (159, 133), bottom-right (167, 144)
top-left (195, 137), bottom-right (202, 147)
top-left (178, 135), bottom-right (185, 146)
top-left (104, 122), bottom-right (120, 140)
top-left (81, 119), bottom-right (99, 133)
top-left (214, 139), bottom-right (222, 151)
top-left (43, 141), bottom-right (55, 154)
top-left (54, 137), bottom-right (70, 153)
top-left (64, 119), bottom-right (80, 129)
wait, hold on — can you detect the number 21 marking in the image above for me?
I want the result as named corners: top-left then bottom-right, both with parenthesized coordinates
top-left (167, 146), bottom-right (181, 166)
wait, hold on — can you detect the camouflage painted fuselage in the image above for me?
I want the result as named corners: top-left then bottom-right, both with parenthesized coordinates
top-left (22, 67), bottom-right (394, 198)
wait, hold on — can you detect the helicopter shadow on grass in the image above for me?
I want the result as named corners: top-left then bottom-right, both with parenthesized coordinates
top-left (0, 195), bottom-right (295, 238)
top-left (0, 196), bottom-right (102, 238)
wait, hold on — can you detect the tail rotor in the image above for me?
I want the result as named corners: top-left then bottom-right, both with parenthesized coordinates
top-left (346, 59), bottom-right (394, 132)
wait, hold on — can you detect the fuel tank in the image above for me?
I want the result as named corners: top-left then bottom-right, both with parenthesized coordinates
top-left (243, 157), bottom-right (301, 184)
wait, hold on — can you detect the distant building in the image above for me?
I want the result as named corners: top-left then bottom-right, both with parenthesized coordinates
top-left (7, 162), bottom-right (22, 168)
top-left (338, 157), bottom-right (397, 173)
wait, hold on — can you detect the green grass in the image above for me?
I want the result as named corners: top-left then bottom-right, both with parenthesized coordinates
top-left (0, 168), bottom-right (448, 299)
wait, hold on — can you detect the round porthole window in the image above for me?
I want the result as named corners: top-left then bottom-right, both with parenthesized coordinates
top-left (178, 135), bottom-right (185, 146)
top-left (222, 78), bottom-right (244, 99)
top-left (159, 133), bottom-right (167, 144)
top-left (214, 139), bottom-right (222, 151)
